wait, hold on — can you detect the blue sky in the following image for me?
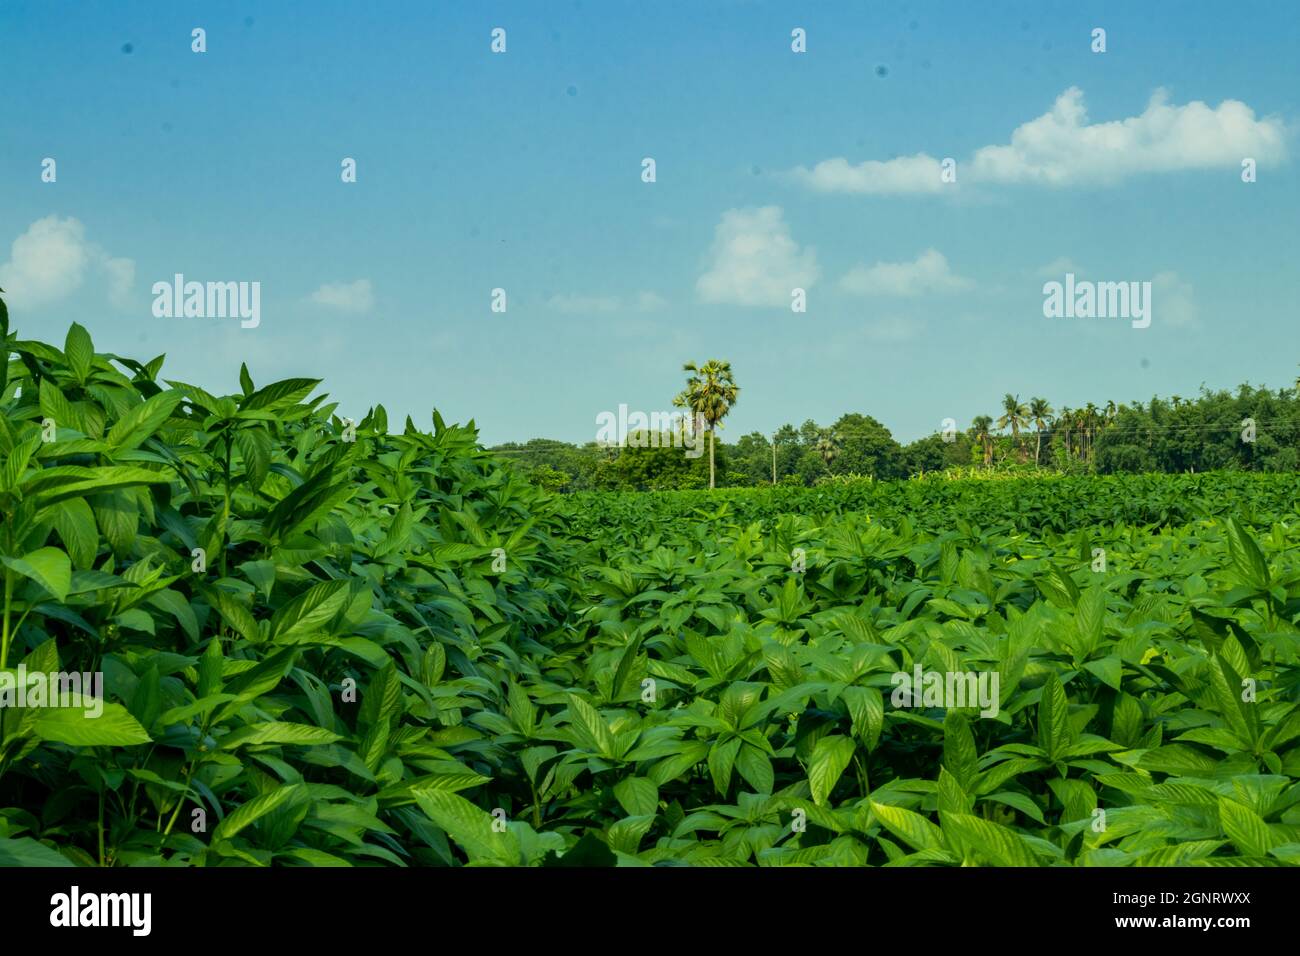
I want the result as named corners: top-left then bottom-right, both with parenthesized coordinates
top-left (1, 0), bottom-right (1296, 445)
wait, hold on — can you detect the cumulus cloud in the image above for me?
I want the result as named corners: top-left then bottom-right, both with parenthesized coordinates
top-left (789, 87), bottom-right (1287, 194)
top-left (840, 249), bottom-right (971, 297)
top-left (309, 279), bottom-right (374, 312)
top-left (547, 291), bottom-right (666, 314)
top-left (696, 206), bottom-right (818, 307)
top-left (787, 154), bottom-right (948, 195)
top-left (0, 216), bottom-right (135, 310)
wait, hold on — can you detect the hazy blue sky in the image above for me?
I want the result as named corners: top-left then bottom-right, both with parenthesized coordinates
top-left (2, 1), bottom-right (1296, 444)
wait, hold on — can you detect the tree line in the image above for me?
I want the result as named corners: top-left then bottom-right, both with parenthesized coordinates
top-left (491, 361), bottom-right (1300, 492)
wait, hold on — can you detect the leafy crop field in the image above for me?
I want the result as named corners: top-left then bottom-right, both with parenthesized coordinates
top-left (3, 311), bottom-right (1300, 866)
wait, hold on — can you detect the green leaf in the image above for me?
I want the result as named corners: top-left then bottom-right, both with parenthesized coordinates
top-left (1083, 655), bottom-right (1122, 691)
top-left (607, 814), bottom-right (655, 855)
top-left (268, 580), bottom-right (351, 643)
top-left (26, 465), bottom-right (171, 507)
top-left (92, 489), bottom-right (138, 554)
top-left (33, 700), bottom-right (152, 746)
top-left (707, 736), bottom-right (741, 796)
top-left (1036, 672), bottom-right (1071, 761)
top-left (240, 378), bottom-right (321, 411)
top-left (2, 547), bottom-right (72, 602)
top-left (843, 685), bottom-right (884, 750)
top-left (612, 776), bottom-right (659, 816)
top-left (1073, 586), bottom-right (1105, 659)
top-left (215, 783), bottom-right (308, 841)
top-left (0, 837), bottom-right (75, 867)
top-left (64, 323), bottom-right (94, 383)
top-left (735, 743), bottom-right (774, 794)
top-left (205, 587), bottom-right (262, 645)
top-left (870, 800), bottom-right (945, 852)
top-left (49, 497), bottom-right (98, 569)
top-left (942, 710), bottom-right (979, 789)
top-left (1218, 797), bottom-right (1276, 858)
top-left (808, 735), bottom-right (856, 807)
top-left (106, 391), bottom-right (183, 452)
top-left (218, 722), bottom-right (342, 749)
top-left (566, 694), bottom-right (617, 759)
top-left (414, 791), bottom-right (519, 866)
top-left (1225, 518), bottom-right (1270, 590)
top-left (940, 811), bottom-right (1039, 866)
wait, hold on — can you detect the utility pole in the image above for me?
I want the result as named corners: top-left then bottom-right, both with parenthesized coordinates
top-left (771, 433), bottom-right (777, 485)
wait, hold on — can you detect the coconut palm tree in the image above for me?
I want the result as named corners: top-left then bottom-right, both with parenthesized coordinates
top-left (1056, 406), bottom-right (1073, 462)
top-left (673, 359), bottom-right (738, 489)
top-left (1083, 402), bottom-right (1100, 465)
top-left (971, 415), bottom-right (994, 468)
top-left (998, 394), bottom-right (1030, 461)
top-left (813, 429), bottom-right (841, 470)
top-left (1028, 397), bottom-right (1054, 466)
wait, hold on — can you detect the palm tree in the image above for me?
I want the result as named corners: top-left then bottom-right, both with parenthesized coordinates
top-left (1056, 406), bottom-right (1073, 462)
top-left (1024, 395), bottom-right (1055, 468)
top-left (1083, 402), bottom-right (1100, 465)
top-left (971, 415), bottom-right (994, 468)
top-left (813, 429), bottom-right (841, 470)
top-left (998, 394), bottom-right (1030, 461)
top-left (673, 359), bottom-right (739, 489)
top-left (1028, 397), bottom-right (1053, 466)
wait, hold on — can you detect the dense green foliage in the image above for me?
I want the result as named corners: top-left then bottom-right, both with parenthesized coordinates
top-left (494, 388), bottom-right (1300, 491)
top-left (0, 304), bottom-right (572, 866)
top-left (561, 472), bottom-right (1300, 541)
top-left (3, 301), bottom-right (1300, 867)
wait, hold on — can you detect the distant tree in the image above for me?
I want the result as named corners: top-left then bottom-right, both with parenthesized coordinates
top-left (998, 394), bottom-right (1030, 460)
top-left (1028, 397), bottom-right (1054, 466)
top-left (674, 359), bottom-right (739, 489)
top-left (971, 415), bottom-right (994, 468)
top-left (772, 424), bottom-right (803, 480)
top-left (814, 429), bottom-right (841, 469)
top-left (528, 463), bottom-right (570, 492)
top-left (901, 432), bottom-right (965, 475)
top-left (830, 413), bottom-right (905, 478)
top-left (730, 431), bottom-right (773, 486)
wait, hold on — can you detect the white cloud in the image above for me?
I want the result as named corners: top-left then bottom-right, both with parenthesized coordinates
top-left (1037, 256), bottom-right (1083, 278)
top-left (971, 88), bottom-right (1286, 185)
top-left (787, 154), bottom-right (947, 195)
top-left (840, 249), bottom-right (971, 297)
top-left (309, 279), bottom-right (373, 312)
top-left (696, 206), bottom-right (818, 307)
top-left (0, 216), bottom-right (135, 310)
top-left (547, 291), bottom-right (666, 314)
top-left (790, 88), bottom-right (1287, 194)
